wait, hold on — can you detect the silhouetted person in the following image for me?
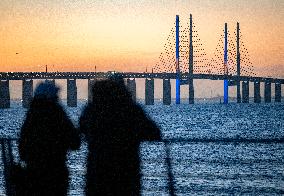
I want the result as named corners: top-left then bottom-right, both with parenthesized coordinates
top-left (18, 81), bottom-right (81, 195)
top-left (80, 75), bottom-right (161, 196)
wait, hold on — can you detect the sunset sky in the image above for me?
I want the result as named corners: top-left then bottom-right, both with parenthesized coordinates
top-left (0, 0), bottom-right (283, 78)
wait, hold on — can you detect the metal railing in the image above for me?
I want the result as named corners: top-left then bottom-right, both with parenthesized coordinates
top-left (1, 137), bottom-right (283, 196)
top-left (0, 137), bottom-right (177, 196)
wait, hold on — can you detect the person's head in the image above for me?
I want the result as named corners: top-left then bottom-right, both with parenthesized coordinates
top-left (108, 73), bottom-right (125, 87)
top-left (33, 80), bottom-right (60, 102)
top-left (92, 77), bottom-right (132, 108)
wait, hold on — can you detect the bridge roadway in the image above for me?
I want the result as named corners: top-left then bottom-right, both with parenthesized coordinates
top-left (0, 72), bottom-right (284, 83)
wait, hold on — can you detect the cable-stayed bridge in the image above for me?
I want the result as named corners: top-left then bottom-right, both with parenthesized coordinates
top-left (0, 14), bottom-right (283, 108)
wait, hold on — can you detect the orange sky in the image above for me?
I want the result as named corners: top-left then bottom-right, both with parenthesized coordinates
top-left (0, 0), bottom-right (283, 78)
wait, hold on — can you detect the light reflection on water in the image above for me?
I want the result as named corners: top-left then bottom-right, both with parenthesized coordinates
top-left (0, 101), bottom-right (283, 195)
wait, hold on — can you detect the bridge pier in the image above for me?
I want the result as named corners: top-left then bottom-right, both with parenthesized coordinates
top-left (145, 78), bottom-right (154, 105)
top-left (253, 81), bottom-right (261, 103)
top-left (88, 79), bottom-right (96, 103)
top-left (163, 79), bottom-right (171, 105)
top-left (46, 79), bottom-right (55, 86)
top-left (22, 80), bottom-right (33, 108)
top-left (127, 78), bottom-right (136, 102)
top-left (237, 81), bottom-right (241, 103)
top-left (0, 80), bottom-right (10, 108)
top-left (189, 78), bottom-right (194, 104)
top-left (67, 79), bottom-right (77, 107)
top-left (242, 81), bottom-right (249, 103)
top-left (264, 81), bottom-right (271, 103)
top-left (275, 83), bottom-right (281, 102)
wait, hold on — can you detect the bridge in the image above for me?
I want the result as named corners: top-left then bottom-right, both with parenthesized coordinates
top-left (0, 14), bottom-right (283, 108)
top-left (1, 72), bottom-right (284, 82)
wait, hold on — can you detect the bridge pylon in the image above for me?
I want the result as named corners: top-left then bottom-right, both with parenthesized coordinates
top-left (176, 14), bottom-right (194, 104)
top-left (223, 23), bottom-right (229, 104)
top-left (223, 22), bottom-right (245, 104)
top-left (188, 14), bottom-right (194, 104)
top-left (236, 22), bottom-right (241, 103)
top-left (175, 15), bottom-right (180, 104)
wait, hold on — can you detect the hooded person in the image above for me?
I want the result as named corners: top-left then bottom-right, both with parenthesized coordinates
top-left (18, 80), bottom-right (81, 195)
top-left (80, 74), bottom-right (161, 196)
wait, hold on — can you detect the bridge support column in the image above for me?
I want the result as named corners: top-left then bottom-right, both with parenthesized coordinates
top-left (189, 78), bottom-right (194, 104)
top-left (46, 79), bottom-right (55, 85)
top-left (127, 79), bottom-right (136, 102)
top-left (237, 81), bottom-right (241, 103)
top-left (254, 81), bottom-right (261, 103)
top-left (242, 81), bottom-right (249, 103)
top-left (67, 79), bottom-right (77, 107)
top-left (224, 80), bottom-right (229, 104)
top-left (264, 81), bottom-right (271, 103)
top-left (22, 80), bottom-right (33, 108)
top-left (163, 79), bottom-right (171, 105)
top-left (145, 78), bottom-right (154, 105)
top-left (275, 83), bottom-right (281, 102)
top-left (88, 79), bottom-right (96, 103)
top-left (0, 80), bottom-right (10, 108)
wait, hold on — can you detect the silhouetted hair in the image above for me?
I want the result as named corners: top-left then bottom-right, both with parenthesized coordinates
top-left (33, 80), bottom-right (59, 101)
top-left (92, 77), bottom-right (132, 106)
top-left (108, 72), bottom-right (125, 87)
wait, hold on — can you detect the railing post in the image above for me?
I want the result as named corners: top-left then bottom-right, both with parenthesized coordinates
top-left (164, 142), bottom-right (176, 196)
top-left (1, 139), bottom-right (15, 196)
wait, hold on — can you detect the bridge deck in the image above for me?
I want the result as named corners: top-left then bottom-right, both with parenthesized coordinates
top-left (0, 72), bottom-right (283, 83)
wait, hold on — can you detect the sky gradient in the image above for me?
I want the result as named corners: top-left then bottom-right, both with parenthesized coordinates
top-left (0, 0), bottom-right (283, 78)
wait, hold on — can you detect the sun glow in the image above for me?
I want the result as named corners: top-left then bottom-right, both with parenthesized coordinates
top-left (0, 0), bottom-right (283, 77)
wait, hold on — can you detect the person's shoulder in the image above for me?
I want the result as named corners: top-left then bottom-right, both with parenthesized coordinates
top-left (133, 103), bottom-right (146, 113)
top-left (48, 102), bottom-right (69, 120)
top-left (83, 103), bottom-right (95, 114)
top-left (53, 102), bottom-right (66, 113)
top-left (127, 103), bottom-right (147, 119)
top-left (80, 103), bottom-right (95, 120)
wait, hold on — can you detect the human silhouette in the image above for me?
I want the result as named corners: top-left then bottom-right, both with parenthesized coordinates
top-left (18, 80), bottom-right (81, 196)
top-left (80, 75), bottom-right (161, 196)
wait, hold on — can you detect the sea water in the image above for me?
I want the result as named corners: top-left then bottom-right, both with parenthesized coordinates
top-left (0, 101), bottom-right (283, 195)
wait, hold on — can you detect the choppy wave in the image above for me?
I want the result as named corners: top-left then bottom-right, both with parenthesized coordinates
top-left (0, 101), bottom-right (283, 195)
